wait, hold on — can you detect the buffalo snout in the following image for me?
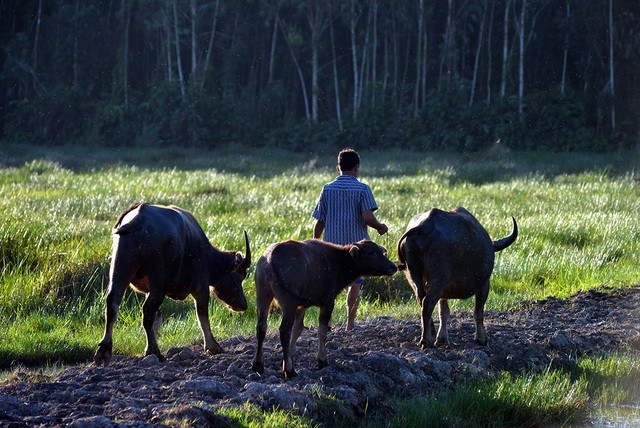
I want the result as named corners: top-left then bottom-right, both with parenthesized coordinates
top-left (232, 297), bottom-right (248, 312)
top-left (370, 258), bottom-right (398, 276)
top-left (219, 291), bottom-right (248, 312)
top-left (384, 262), bottom-right (398, 275)
top-left (211, 280), bottom-right (248, 312)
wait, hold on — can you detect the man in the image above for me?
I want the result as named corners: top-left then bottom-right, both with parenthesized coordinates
top-left (312, 148), bottom-right (389, 330)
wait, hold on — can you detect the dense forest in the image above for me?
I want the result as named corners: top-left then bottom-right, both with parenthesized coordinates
top-left (1, 0), bottom-right (638, 152)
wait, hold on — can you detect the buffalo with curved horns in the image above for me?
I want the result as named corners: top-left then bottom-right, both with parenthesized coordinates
top-left (397, 207), bottom-right (517, 349)
top-left (94, 203), bottom-right (250, 365)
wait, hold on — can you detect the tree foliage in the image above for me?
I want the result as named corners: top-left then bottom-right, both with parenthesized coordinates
top-left (1, 0), bottom-right (637, 151)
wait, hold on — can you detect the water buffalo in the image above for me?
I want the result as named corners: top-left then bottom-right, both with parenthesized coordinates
top-left (397, 207), bottom-right (517, 349)
top-left (94, 203), bottom-right (250, 366)
top-left (252, 239), bottom-right (397, 378)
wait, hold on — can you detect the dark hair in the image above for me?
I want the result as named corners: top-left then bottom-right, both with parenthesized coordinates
top-left (338, 148), bottom-right (360, 171)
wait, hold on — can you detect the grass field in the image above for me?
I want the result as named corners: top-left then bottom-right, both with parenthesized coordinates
top-left (0, 143), bottom-right (638, 367)
top-left (0, 143), bottom-right (639, 425)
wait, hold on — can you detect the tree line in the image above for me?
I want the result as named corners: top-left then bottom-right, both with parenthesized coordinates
top-left (1, 0), bottom-right (638, 152)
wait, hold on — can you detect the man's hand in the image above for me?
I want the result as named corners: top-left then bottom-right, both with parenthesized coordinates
top-left (377, 223), bottom-right (388, 235)
top-left (363, 210), bottom-right (388, 236)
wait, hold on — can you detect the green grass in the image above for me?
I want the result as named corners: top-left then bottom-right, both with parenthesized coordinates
top-left (0, 144), bottom-right (638, 366)
top-left (373, 353), bottom-right (640, 428)
top-left (0, 144), bottom-right (639, 425)
top-left (379, 371), bottom-right (589, 427)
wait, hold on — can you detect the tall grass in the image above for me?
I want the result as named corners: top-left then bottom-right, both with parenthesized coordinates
top-left (375, 353), bottom-right (640, 427)
top-left (380, 371), bottom-right (589, 427)
top-left (0, 145), bottom-right (638, 368)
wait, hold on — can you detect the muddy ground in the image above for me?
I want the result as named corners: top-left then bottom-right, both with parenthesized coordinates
top-left (1, 286), bottom-right (639, 427)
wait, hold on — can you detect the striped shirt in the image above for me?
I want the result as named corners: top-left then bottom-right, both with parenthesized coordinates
top-left (312, 175), bottom-right (378, 245)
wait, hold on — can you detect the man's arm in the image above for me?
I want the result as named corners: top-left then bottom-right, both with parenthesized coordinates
top-left (313, 220), bottom-right (325, 239)
top-left (363, 210), bottom-right (388, 235)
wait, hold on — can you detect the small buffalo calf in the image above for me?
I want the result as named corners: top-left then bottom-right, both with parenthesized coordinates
top-left (252, 239), bottom-right (397, 378)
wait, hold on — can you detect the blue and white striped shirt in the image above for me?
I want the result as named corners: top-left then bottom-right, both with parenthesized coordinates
top-left (312, 175), bottom-right (378, 245)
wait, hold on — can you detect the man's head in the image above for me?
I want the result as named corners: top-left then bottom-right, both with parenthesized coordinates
top-left (337, 148), bottom-right (360, 173)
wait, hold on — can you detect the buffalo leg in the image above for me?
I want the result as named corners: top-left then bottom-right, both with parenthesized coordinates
top-left (346, 283), bottom-right (360, 331)
top-left (316, 302), bottom-right (334, 369)
top-left (252, 276), bottom-right (274, 375)
top-left (141, 291), bottom-right (165, 360)
top-left (435, 299), bottom-right (451, 346)
top-left (289, 307), bottom-right (306, 358)
top-left (279, 305), bottom-right (297, 379)
top-left (94, 269), bottom-right (132, 366)
top-left (404, 256), bottom-right (434, 347)
top-left (404, 247), bottom-right (426, 307)
top-left (419, 281), bottom-right (441, 349)
top-left (193, 290), bottom-right (223, 355)
top-left (474, 282), bottom-right (490, 345)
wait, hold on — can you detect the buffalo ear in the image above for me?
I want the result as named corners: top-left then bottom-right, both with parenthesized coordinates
top-left (349, 245), bottom-right (360, 258)
top-left (234, 252), bottom-right (244, 267)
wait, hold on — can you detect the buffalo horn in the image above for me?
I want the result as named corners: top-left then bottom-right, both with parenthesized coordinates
top-left (240, 230), bottom-right (251, 270)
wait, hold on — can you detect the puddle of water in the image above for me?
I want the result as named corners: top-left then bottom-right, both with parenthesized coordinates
top-left (588, 405), bottom-right (640, 427)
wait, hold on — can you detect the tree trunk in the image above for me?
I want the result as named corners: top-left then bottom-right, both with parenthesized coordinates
top-left (560, 1), bottom-right (569, 94)
top-left (163, 3), bottom-right (173, 83)
top-left (123, 0), bottom-right (133, 109)
top-left (421, 21), bottom-right (428, 109)
top-left (486, 0), bottom-right (495, 104)
top-left (382, 30), bottom-right (388, 102)
top-left (439, 0), bottom-right (453, 91)
top-left (371, 0), bottom-right (378, 108)
top-left (350, 0), bottom-right (360, 119)
top-left (222, 11), bottom-right (239, 101)
top-left (201, 0), bottom-right (220, 89)
top-left (307, 0), bottom-right (327, 125)
top-left (190, 0), bottom-right (197, 85)
top-left (73, 0), bottom-right (80, 90)
top-left (392, 13), bottom-right (399, 112)
top-left (608, 0), bottom-right (616, 132)
top-left (518, 0), bottom-right (526, 122)
top-left (311, 41), bottom-right (319, 124)
top-left (329, 5), bottom-right (343, 130)
top-left (356, 5), bottom-right (372, 114)
top-left (268, 10), bottom-right (278, 85)
top-left (400, 35), bottom-right (410, 113)
top-left (279, 15), bottom-right (311, 122)
top-left (469, 1), bottom-right (487, 107)
top-left (173, 0), bottom-right (186, 99)
top-left (33, 0), bottom-right (43, 93)
top-left (500, 0), bottom-right (511, 98)
top-left (413, 0), bottom-right (424, 117)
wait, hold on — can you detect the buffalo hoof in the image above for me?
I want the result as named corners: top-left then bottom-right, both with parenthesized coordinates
top-left (284, 369), bottom-right (298, 379)
top-left (474, 338), bottom-right (488, 346)
top-left (252, 361), bottom-right (264, 374)
top-left (419, 340), bottom-right (435, 351)
top-left (94, 345), bottom-right (112, 367)
top-left (435, 338), bottom-right (451, 347)
top-left (316, 359), bottom-right (328, 370)
top-left (205, 342), bottom-right (224, 355)
top-left (205, 346), bottom-right (224, 356)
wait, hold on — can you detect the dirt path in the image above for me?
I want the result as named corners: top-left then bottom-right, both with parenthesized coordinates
top-left (1, 286), bottom-right (639, 427)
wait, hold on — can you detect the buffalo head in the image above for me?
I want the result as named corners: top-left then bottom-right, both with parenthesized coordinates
top-left (211, 230), bottom-right (251, 312)
top-left (349, 240), bottom-right (398, 276)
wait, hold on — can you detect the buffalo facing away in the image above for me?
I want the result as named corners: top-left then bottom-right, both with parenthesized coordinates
top-left (94, 203), bottom-right (250, 366)
top-left (397, 207), bottom-right (517, 349)
top-left (252, 239), bottom-right (397, 378)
